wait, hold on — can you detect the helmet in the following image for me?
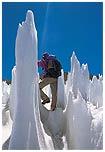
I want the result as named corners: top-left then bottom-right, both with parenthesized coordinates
top-left (42, 52), bottom-right (49, 60)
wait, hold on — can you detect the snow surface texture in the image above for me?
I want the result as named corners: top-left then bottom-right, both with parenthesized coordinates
top-left (2, 10), bottom-right (103, 150)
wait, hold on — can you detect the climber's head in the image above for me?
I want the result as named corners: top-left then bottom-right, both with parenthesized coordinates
top-left (42, 52), bottom-right (49, 60)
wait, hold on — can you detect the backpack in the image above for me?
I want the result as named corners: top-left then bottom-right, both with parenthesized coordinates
top-left (46, 58), bottom-right (62, 78)
top-left (53, 59), bottom-right (62, 77)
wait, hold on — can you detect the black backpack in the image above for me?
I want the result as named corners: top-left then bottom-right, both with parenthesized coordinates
top-left (46, 58), bottom-right (62, 78)
top-left (53, 59), bottom-right (62, 77)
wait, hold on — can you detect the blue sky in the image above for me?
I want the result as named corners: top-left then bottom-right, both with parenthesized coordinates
top-left (2, 2), bottom-right (103, 80)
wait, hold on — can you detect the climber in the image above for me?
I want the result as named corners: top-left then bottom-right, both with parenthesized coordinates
top-left (38, 52), bottom-right (62, 111)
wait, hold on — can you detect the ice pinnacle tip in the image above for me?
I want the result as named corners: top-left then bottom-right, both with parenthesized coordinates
top-left (26, 10), bottom-right (34, 24)
top-left (72, 51), bottom-right (75, 56)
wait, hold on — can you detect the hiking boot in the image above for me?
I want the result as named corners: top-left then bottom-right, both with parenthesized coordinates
top-left (51, 102), bottom-right (56, 111)
top-left (42, 99), bottom-right (50, 105)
